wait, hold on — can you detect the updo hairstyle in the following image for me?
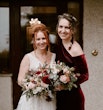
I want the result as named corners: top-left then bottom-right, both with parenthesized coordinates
top-left (32, 23), bottom-right (50, 50)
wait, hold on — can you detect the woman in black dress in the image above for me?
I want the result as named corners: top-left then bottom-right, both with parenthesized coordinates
top-left (55, 13), bottom-right (89, 110)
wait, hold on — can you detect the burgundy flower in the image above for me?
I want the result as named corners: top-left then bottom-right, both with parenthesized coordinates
top-left (35, 71), bottom-right (41, 74)
top-left (42, 75), bottom-right (51, 84)
top-left (43, 70), bottom-right (48, 75)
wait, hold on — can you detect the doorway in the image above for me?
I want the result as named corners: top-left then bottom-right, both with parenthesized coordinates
top-left (0, 0), bottom-right (83, 109)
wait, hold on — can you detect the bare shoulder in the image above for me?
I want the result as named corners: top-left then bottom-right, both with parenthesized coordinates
top-left (20, 53), bottom-right (30, 65)
top-left (23, 54), bottom-right (29, 60)
top-left (71, 41), bottom-right (84, 57)
top-left (49, 51), bottom-right (56, 56)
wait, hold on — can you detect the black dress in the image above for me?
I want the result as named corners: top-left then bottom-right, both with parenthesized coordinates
top-left (55, 43), bottom-right (89, 110)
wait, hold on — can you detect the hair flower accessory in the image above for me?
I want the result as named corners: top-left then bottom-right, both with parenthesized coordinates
top-left (29, 18), bottom-right (41, 26)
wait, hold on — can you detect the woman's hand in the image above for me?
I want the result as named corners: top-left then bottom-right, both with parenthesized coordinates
top-left (55, 84), bottom-right (64, 91)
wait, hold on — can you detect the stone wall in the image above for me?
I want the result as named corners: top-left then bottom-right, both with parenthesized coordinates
top-left (82, 0), bottom-right (103, 110)
top-left (0, 74), bottom-right (13, 110)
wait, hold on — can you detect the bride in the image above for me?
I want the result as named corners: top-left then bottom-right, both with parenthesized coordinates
top-left (16, 19), bottom-right (56, 110)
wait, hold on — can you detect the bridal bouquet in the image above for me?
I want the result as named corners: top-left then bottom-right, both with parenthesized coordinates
top-left (22, 61), bottom-right (80, 101)
top-left (22, 63), bottom-right (55, 101)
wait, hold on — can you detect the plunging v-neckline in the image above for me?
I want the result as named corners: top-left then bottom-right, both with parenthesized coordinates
top-left (32, 52), bottom-right (54, 65)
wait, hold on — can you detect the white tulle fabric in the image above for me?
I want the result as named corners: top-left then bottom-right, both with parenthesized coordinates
top-left (16, 52), bottom-right (56, 110)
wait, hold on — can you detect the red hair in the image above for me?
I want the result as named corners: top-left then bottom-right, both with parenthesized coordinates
top-left (32, 23), bottom-right (50, 50)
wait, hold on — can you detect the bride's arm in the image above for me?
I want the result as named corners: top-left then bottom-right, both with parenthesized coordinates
top-left (17, 54), bottom-right (30, 87)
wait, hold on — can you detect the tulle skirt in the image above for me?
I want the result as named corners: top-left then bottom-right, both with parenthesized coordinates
top-left (16, 93), bottom-right (56, 110)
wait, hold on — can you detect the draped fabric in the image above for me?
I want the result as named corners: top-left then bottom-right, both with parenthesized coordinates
top-left (55, 44), bottom-right (89, 110)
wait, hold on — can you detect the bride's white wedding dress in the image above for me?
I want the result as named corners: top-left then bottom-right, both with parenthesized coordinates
top-left (16, 52), bottom-right (56, 110)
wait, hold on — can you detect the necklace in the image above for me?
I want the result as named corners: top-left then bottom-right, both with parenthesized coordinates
top-left (68, 42), bottom-right (72, 50)
top-left (34, 50), bottom-right (48, 63)
top-left (63, 40), bottom-right (72, 51)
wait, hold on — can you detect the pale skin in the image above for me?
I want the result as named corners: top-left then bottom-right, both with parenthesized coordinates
top-left (57, 18), bottom-right (83, 57)
top-left (17, 31), bottom-right (53, 87)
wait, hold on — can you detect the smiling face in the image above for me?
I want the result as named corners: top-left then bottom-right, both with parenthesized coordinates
top-left (33, 31), bottom-right (48, 50)
top-left (57, 18), bottom-right (73, 41)
top-left (32, 23), bottom-right (50, 50)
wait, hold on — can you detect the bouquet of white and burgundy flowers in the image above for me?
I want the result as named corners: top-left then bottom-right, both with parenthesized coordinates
top-left (22, 63), bottom-right (55, 101)
top-left (22, 61), bottom-right (80, 101)
top-left (49, 61), bottom-right (80, 91)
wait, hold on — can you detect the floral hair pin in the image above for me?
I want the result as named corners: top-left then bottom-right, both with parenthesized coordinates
top-left (29, 18), bottom-right (41, 26)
